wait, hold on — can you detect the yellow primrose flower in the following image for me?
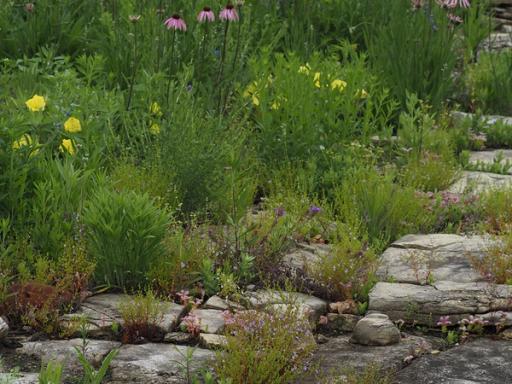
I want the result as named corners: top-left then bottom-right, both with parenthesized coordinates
top-left (313, 72), bottom-right (321, 88)
top-left (271, 100), bottom-right (280, 110)
top-left (60, 139), bottom-right (75, 155)
top-left (331, 79), bottom-right (347, 92)
top-left (64, 117), bottom-right (82, 133)
top-left (149, 122), bottom-right (161, 135)
top-left (243, 82), bottom-right (260, 107)
top-left (12, 134), bottom-right (33, 149)
top-left (25, 95), bottom-right (46, 112)
top-left (356, 89), bottom-right (369, 99)
top-left (298, 63), bottom-right (311, 75)
top-left (150, 102), bottom-right (163, 117)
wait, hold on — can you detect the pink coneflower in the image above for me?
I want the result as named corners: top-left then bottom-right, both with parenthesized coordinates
top-left (197, 6), bottom-right (215, 23)
top-left (447, 13), bottom-right (463, 24)
top-left (164, 14), bottom-right (187, 31)
top-left (442, 0), bottom-right (470, 8)
top-left (219, 4), bottom-right (239, 22)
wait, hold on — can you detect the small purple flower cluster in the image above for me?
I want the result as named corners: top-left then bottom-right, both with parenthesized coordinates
top-left (417, 190), bottom-right (480, 231)
top-left (223, 309), bottom-right (316, 374)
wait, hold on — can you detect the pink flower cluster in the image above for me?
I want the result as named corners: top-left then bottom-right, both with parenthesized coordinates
top-left (441, 0), bottom-right (470, 8)
top-left (181, 313), bottom-right (201, 336)
top-left (176, 289), bottom-right (202, 308)
top-left (164, 4), bottom-right (239, 31)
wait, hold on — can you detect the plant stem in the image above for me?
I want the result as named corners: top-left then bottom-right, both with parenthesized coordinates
top-left (126, 23), bottom-right (139, 111)
top-left (217, 20), bottom-right (230, 112)
top-left (166, 29), bottom-right (177, 105)
top-left (231, 6), bottom-right (243, 73)
top-left (199, 23), bottom-right (209, 77)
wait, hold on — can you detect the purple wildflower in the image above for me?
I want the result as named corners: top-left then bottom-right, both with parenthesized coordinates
top-left (442, 0), bottom-right (470, 8)
top-left (198, 7), bottom-right (215, 23)
top-left (219, 4), bottom-right (239, 22)
top-left (164, 14), bottom-right (187, 31)
top-left (274, 206), bottom-right (286, 218)
top-left (309, 205), bottom-right (321, 216)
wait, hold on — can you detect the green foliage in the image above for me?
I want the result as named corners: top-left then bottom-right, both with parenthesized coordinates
top-left (330, 365), bottom-right (393, 384)
top-left (30, 158), bottom-right (95, 256)
top-left (368, 0), bottom-right (457, 110)
top-left (466, 51), bottom-right (512, 115)
top-left (75, 348), bottom-right (118, 384)
top-left (309, 228), bottom-right (376, 301)
top-left (248, 48), bottom-right (395, 171)
top-left (118, 290), bottom-right (165, 343)
top-left (471, 232), bottom-right (512, 284)
top-left (482, 188), bottom-right (512, 233)
top-left (149, 226), bottom-right (215, 294)
top-left (38, 360), bottom-right (63, 384)
top-left (83, 188), bottom-right (170, 290)
top-left (334, 167), bottom-right (434, 250)
top-left (483, 120), bottom-right (512, 149)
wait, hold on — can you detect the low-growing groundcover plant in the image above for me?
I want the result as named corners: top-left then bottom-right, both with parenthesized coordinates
top-left (214, 308), bottom-right (317, 383)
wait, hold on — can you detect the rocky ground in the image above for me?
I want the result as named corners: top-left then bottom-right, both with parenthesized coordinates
top-left (2, 113), bottom-right (512, 383)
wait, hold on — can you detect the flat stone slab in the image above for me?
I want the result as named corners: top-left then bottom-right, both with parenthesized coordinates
top-left (0, 373), bottom-right (38, 384)
top-left (469, 150), bottom-right (512, 174)
top-left (109, 343), bottom-right (214, 383)
top-left (449, 171), bottom-right (512, 194)
top-left (61, 294), bottom-right (185, 338)
top-left (17, 339), bottom-right (120, 375)
top-left (377, 234), bottom-right (494, 284)
top-left (184, 309), bottom-right (225, 334)
top-left (203, 295), bottom-right (244, 311)
top-left (282, 243), bottom-right (330, 271)
top-left (395, 338), bottom-right (512, 383)
top-left (478, 32), bottom-right (512, 53)
top-left (245, 290), bottom-right (328, 320)
top-left (369, 282), bottom-right (512, 325)
top-left (451, 111), bottom-right (512, 127)
top-left (305, 334), bottom-right (433, 383)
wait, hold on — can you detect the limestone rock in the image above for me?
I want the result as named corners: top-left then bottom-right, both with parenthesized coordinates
top-left (0, 317), bottom-right (8, 340)
top-left (395, 338), bottom-right (512, 383)
top-left (17, 339), bottom-right (120, 376)
top-left (282, 243), bottom-right (328, 271)
top-left (325, 313), bottom-right (361, 333)
top-left (469, 150), bottom-right (512, 174)
top-left (0, 373), bottom-right (39, 384)
top-left (305, 334), bottom-right (432, 383)
top-left (199, 333), bottom-right (227, 349)
top-left (376, 234), bottom-right (494, 285)
top-left (478, 32), bottom-right (512, 53)
top-left (183, 309), bottom-right (225, 334)
top-left (163, 332), bottom-right (194, 344)
top-left (369, 282), bottom-right (512, 324)
top-left (350, 313), bottom-right (400, 346)
top-left (450, 111), bottom-right (512, 127)
top-left (109, 343), bottom-right (214, 383)
top-left (449, 171), bottom-right (512, 194)
top-left (203, 295), bottom-right (244, 311)
top-left (245, 290), bottom-right (327, 321)
top-left (61, 294), bottom-right (185, 338)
